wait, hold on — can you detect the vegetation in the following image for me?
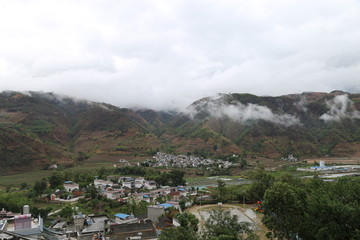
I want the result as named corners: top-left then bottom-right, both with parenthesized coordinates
top-left (160, 212), bottom-right (200, 240)
top-left (198, 171), bottom-right (360, 239)
top-left (0, 191), bottom-right (32, 213)
top-left (263, 177), bottom-right (360, 240)
top-left (160, 210), bottom-right (258, 240)
top-left (115, 166), bottom-right (186, 186)
top-left (1, 161), bottom-right (360, 240)
top-left (203, 209), bottom-right (258, 240)
top-left (1, 91), bottom-right (360, 171)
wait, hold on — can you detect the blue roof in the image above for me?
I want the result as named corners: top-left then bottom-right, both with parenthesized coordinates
top-left (178, 188), bottom-right (185, 191)
top-left (143, 195), bottom-right (149, 198)
top-left (159, 203), bottom-right (174, 209)
top-left (114, 213), bottom-right (130, 219)
top-left (64, 181), bottom-right (72, 184)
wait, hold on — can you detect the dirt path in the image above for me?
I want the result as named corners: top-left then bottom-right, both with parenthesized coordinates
top-left (187, 204), bottom-right (268, 240)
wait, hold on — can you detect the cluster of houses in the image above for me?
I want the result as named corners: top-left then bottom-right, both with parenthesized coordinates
top-left (49, 176), bottom-right (192, 208)
top-left (145, 152), bottom-right (234, 169)
top-left (280, 154), bottom-right (298, 162)
top-left (0, 201), bottom-right (185, 240)
top-left (0, 176), bottom-right (196, 240)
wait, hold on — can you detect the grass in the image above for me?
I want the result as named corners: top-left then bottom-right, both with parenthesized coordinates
top-left (0, 170), bottom-right (56, 186)
top-left (185, 175), bottom-right (247, 187)
top-left (0, 161), bottom-right (117, 186)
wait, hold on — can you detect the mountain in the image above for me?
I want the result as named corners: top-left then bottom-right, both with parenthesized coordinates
top-left (172, 91), bottom-right (360, 158)
top-left (0, 90), bottom-right (360, 171)
top-left (0, 91), bottom-right (161, 171)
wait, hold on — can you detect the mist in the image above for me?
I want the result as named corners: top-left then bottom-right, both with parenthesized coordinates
top-left (187, 98), bottom-right (300, 127)
top-left (320, 94), bottom-right (360, 121)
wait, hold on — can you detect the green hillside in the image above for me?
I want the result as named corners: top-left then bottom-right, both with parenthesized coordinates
top-left (0, 90), bottom-right (360, 172)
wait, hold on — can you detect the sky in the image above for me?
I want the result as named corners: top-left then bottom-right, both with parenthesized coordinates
top-left (0, 0), bottom-right (360, 110)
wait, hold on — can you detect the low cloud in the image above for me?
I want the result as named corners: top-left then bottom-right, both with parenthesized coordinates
top-left (294, 96), bottom-right (308, 112)
top-left (320, 94), bottom-right (360, 121)
top-left (187, 97), bottom-right (301, 127)
top-left (24, 91), bottom-right (92, 105)
top-left (2, 90), bottom-right (111, 111)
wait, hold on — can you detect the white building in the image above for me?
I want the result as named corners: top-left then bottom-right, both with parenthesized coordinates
top-left (144, 180), bottom-right (157, 190)
top-left (94, 179), bottom-right (113, 189)
top-left (122, 181), bottom-right (133, 189)
top-left (64, 183), bottom-right (79, 192)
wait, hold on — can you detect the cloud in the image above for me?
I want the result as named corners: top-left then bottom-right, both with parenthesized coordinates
top-left (320, 94), bottom-right (360, 121)
top-left (0, 1), bottom-right (360, 110)
top-left (187, 96), bottom-right (301, 126)
top-left (294, 96), bottom-right (308, 112)
top-left (7, 90), bottom-right (112, 110)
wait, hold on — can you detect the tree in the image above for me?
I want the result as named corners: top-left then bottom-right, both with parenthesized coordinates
top-left (32, 206), bottom-right (53, 221)
top-left (217, 180), bottom-right (227, 201)
top-left (48, 171), bottom-right (65, 189)
top-left (97, 167), bottom-right (108, 179)
top-left (159, 226), bottom-right (199, 240)
top-left (168, 170), bottom-right (186, 186)
top-left (240, 159), bottom-right (247, 169)
top-left (160, 212), bottom-right (199, 240)
top-left (86, 184), bottom-right (100, 199)
top-left (179, 199), bottom-right (186, 211)
top-left (203, 209), bottom-right (258, 240)
top-left (33, 178), bottom-right (48, 196)
top-left (77, 151), bottom-right (89, 162)
top-left (20, 182), bottom-right (28, 189)
top-left (263, 181), bottom-right (306, 240)
top-left (176, 212), bottom-right (199, 232)
top-left (59, 204), bottom-right (74, 219)
top-left (247, 169), bottom-right (274, 201)
top-left (263, 177), bottom-right (360, 240)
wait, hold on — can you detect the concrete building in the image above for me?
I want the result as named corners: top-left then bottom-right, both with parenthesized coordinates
top-left (63, 183), bottom-right (79, 192)
top-left (147, 205), bottom-right (165, 224)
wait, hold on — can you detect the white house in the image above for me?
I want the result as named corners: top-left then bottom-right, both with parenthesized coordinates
top-left (144, 180), bottom-right (157, 190)
top-left (94, 179), bottom-right (113, 189)
top-left (64, 183), bottom-right (79, 192)
top-left (122, 181), bottom-right (133, 189)
top-left (134, 180), bottom-right (144, 189)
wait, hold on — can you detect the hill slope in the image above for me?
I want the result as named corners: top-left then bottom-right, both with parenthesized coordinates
top-left (1, 90), bottom-right (360, 171)
top-left (0, 91), bottom-right (161, 171)
top-left (170, 91), bottom-right (360, 158)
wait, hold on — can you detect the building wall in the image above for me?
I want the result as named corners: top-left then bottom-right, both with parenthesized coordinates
top-left (147, 206), bottom-right (165, 223)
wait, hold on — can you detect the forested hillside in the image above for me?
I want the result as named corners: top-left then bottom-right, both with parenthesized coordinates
top-left (1, 90), bottom-right (360, 171)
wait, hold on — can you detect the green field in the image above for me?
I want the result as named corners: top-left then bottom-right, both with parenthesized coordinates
top-left (0, 161), bottom-right (116, 186)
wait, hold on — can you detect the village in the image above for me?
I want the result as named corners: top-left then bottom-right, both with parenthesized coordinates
top-left (1, 155), bottom-right (360, 240)
top-left (144, 152), bottom-right (234, 169)
top-left (0, 174), bottom-right (213, 240)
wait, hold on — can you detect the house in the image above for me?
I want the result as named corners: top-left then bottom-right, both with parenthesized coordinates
top-left (122, 181), bottom-right (133, 189)
top-left (147, 205), bottom-right (165, 224)
top-left (108, 220), bottom-right (157, 240)
top-left (94, 179), bottom-right (113, 189)
top-left (102, 189), bottom-right (126, 200)
top-left (149, 188), bottom-right (167, 198)
top-left (144, 181), bottom-right (157, 190)
top-left (48, 164), bottom-right (58, 170)
top-left (158, 203), bottom-right (174, 209)
top-left (63, 183), bottom-right (79, 192)
top-left (118, 177), bottom-right (135, 183)
top-left (165, 202), bottom-right (179, 210)
top-left (134, 180), bottom-right (144, 189)
top-left (49, 214), bottom-right (110, 238)
top-left (114, 213), bottom-right (138, 224)
top-left (169, 191), bottom-right (181, 201)
top-left (156, 215), bottom-right (173, 230)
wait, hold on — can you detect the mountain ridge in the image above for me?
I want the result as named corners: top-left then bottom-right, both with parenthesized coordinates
top-left (1, 90), bottom-right (359, 171)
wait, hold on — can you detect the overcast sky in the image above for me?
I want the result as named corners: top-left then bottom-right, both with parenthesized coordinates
top-left (0, 0), bottom-right (360, 110)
